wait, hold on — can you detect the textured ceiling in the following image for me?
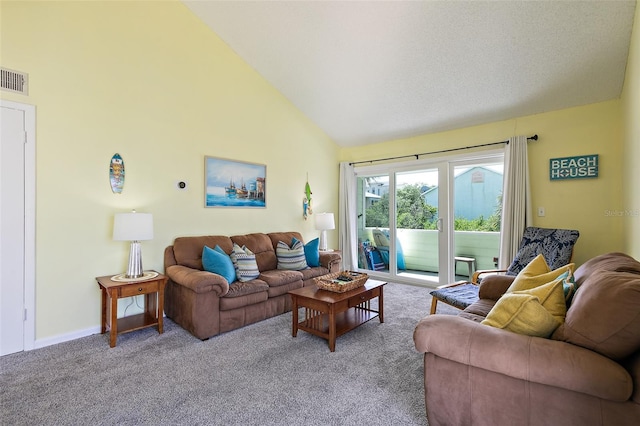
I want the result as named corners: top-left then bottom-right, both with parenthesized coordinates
top-left (183, 1), bottom-right (636, 147)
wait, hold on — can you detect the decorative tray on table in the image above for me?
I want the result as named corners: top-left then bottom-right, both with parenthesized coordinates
top-left (314, 271), bottom-right (369, 293)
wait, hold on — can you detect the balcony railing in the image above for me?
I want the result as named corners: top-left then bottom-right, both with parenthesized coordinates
top-left (359, 228), bottom-right (500, 274)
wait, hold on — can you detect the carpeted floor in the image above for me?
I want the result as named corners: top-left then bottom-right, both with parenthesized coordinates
top-left (0, 283), bottom-right (459, 425)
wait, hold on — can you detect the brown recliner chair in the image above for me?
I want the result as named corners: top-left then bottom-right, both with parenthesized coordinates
top-left (414, 252), bottom-right (640, 425)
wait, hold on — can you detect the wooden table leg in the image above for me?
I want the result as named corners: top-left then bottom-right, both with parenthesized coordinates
top-left (100, 286), bottom-right (107, 334)
top-left (291, 296), bottom-right (298, 337)
top-left (157, 283), bottom-right (164, 334)
top-left (379, 287), bottom-right (384, 323)
top-left (328, 303), bottom-right (336, 352)
top-left (109, 289), bottom-right (118, 348)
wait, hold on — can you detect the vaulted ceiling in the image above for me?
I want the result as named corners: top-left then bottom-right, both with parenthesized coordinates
top-left (183, 1), bottom-right (636, 147)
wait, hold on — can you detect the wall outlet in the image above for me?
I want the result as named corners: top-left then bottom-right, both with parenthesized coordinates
top-left (537, 207), bottom-right (545, 217)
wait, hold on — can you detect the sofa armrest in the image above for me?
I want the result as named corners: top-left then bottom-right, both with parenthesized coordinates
top-left (165, 264), bottom-right (229, 297)
top-left (477, 274), bottom-right (515, 300)
top-left (319, 251), bottom-right (341, 272)
top-left (413, 315), bottom-right (633, 402)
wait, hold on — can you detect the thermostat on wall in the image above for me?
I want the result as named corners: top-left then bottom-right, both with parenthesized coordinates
top-left (176, 181), bottom-right (188, 191)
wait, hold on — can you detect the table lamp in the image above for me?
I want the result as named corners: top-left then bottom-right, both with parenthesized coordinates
top-left (113, 210), bottom-right (154, 279)
top-left (315, 212), bottom-right (335, 252)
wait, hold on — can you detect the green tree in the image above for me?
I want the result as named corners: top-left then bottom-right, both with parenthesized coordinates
top-left (365, 184), bottom-right (437, 229)
top-left (365, 193), bottom-right (390, 228)
top-left (365, 185), bottom-right (502, 232)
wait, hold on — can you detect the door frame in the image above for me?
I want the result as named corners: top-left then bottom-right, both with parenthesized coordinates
top-left (1, 99), bottom-right (36, 351)
top-left (353, 149), bottom-right (504, 287)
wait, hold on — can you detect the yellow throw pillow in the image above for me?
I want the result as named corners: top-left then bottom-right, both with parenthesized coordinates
top-left (515, 278), bottom-right (567, 322)
top-left (481, 292), bottom-right (560, 338)
top-left (506, 254), bottom-right (575, 293)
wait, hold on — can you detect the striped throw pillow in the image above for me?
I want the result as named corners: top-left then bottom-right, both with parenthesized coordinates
top-left (276, 239), bottom-right (309, 271)
top-left (230, 243), bottom-right (260, 282)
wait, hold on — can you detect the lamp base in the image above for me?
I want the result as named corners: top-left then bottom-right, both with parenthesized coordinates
top-left (125, 240), bottom-right (144, 279)
top-left (319, 230), bottom-right (328, 252)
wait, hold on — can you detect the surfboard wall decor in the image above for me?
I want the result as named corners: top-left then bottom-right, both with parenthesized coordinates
top-left (110, 153), bottom-right (125, 194)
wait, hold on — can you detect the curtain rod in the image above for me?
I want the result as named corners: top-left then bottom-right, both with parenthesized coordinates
top-left (348, 134), bottom-right (538, 166)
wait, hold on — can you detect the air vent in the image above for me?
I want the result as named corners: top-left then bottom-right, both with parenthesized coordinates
top-left (1, 67), bottom-right (29, 95)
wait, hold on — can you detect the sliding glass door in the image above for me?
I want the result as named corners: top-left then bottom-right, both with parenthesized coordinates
top-left (451, 158), bottom-right (504, 281)
top-left (354, 152), bottom-right (503, 287)
top-left (356, 165), bottom-right (448, 285)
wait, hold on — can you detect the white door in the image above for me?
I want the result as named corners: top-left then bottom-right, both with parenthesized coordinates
top-left (1, 101), bottom-right (35, 355)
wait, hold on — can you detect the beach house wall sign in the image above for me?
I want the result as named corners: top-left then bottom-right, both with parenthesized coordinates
top-left (549, 154), bottom-right (598, 181)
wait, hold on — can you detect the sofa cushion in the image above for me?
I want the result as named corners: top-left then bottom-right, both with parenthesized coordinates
top-left (231, 233), bottom-right (277, 272)
top-left (202, 245), bottom-right (236, 284)
top-left (230, 244), bottom-right (260, 282)
top-left (220, 280), bottom-right (269, 311)
top-left (573, 251), bottom-right (640, 286)
top-left (276, 239), bottom-right (309, 270)
top-left (259, 269), bottom-right (303, 287)
top-left (481, 292), bottom-right (560, 338)
top-left (265, 279), bottom-right (303, 298)
top-left (298, 266), bottom-right (330, 281)
top-left (463, 298), bottom-right (497, 319)
top-left (173, 235), bottom-right (234, 270)
top-left (506, 254), bottom-right (574, 293)
top-left (551, 267), bottom-right (640, 360)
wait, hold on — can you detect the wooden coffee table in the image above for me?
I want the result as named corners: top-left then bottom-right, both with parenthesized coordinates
top-left (288, 279), bottom-right (386, 352)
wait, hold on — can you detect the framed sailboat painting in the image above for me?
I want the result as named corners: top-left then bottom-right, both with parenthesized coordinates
top-left (204, 156), bottom-right (266, 208)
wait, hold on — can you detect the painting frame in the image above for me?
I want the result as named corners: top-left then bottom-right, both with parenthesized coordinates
top-left (204, 156), bottom-right (267, 208)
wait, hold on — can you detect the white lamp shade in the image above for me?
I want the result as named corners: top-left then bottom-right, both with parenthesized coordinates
top-left (113, 212), bottom-right (154, 241)
top-left (314, 212), bottom-right (335, 231)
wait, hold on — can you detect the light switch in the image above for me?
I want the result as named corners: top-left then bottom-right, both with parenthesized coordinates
top-left (538, 207), bottom-right (545, 217)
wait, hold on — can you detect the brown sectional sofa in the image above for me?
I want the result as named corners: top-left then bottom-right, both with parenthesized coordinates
top-left (164, 231), bottom-right (341, 340)
top-left (414, 252), bottom-right (640, 425)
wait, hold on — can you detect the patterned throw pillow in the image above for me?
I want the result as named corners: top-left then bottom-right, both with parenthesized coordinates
top-left (230, 243), bottom-right (260, 282)
top-left (276, 239), bottom-right (309, 270)
top-left (556, 270), bottom-right (577, 305)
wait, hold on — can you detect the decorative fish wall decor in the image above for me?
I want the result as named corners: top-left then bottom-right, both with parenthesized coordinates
top-left (303, 176), bottom-right (312, 220)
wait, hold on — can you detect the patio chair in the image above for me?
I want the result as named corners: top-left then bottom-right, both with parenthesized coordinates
top-left (429, 227), bottom-right (580, 314)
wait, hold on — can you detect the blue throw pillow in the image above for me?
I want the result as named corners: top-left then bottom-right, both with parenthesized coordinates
top-left (202, 245), bottom-right (236, 284)
top-left (302, 237), bottom-right (320, 267)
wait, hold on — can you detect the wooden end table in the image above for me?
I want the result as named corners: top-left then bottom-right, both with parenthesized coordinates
top-left (288, 279), bottom-right (386, 352)
top-left (95, 272), bottom-right (167, 348)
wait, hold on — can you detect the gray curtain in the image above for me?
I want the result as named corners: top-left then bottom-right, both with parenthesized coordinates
top-left (499, 135), bottom-right (533, 268)
top-left (339, 162), bottom-right (358, 270)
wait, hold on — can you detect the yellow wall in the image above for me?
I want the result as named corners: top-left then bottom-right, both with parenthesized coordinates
top-left (1, 0), bottom-right (637, 343)
top-left (1, 1), bottom-right (339, 341)
top-left (622, 2), bottom-right (640, 259)
top-left (340, 100), bottom-right (625, 267)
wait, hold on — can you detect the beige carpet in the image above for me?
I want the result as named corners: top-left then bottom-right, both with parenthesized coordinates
top-left (1, 283), bottom-right (459, 425)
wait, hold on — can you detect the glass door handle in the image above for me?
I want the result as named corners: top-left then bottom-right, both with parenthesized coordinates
top-left (437, 218), bottom-right (443, 232)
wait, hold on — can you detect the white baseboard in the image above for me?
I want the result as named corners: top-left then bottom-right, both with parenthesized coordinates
top-left (32, 312), bottom-right (167, 350)
top-left (34, 326), bottom-right (101, 350)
